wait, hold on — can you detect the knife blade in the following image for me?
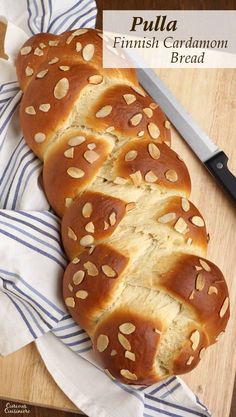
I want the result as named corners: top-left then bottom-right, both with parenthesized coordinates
top-left (136, 67), bottom-right (236, 204)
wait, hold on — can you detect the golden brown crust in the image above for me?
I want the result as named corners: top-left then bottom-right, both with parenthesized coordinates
top-left (19, 63), bottom-right (98, 159)
top-left (83, 84), bottom-right (171, 144)
top-left (116, 140), bottom-right (191, 195)
top-left (63, 244), bottom-right (129, 333)
top-left (61, 191), bottom-right (127, 259)
top-left (157, 254), bottom-right (229, 343)
top-left (93, 310), bottom-right (162, 385)
top-left (16, 27), bottom-right (230, 386)
top-left (155, 196), bottom-right (208, 253)
top-left (43, 129), bottom-right (113, 216)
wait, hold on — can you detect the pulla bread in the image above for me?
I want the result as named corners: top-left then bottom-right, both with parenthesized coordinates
top-left (15, 28), bottom-right (229, 386)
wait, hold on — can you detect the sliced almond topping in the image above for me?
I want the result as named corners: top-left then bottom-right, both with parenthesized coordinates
top-left (96, 105), bottom-right (112, 118)
top-left (84, 150), bottom-right (99, 164)
top-left (39, 43), bottom-right (46, 49)
top-left (65, 198), bottom-right (73, 208)
top-left (199, 347), bottom-right (206, 359)
top-left (72, 257), bottom-right (80, 264)
top-left (150, 102), bottom-right (158, 109)
top-left (89, 246), bottom-right (95, 255)
top-left (158, 212), bottom-right (176, 223)
top-left (181, 198), bottom-right (190, 212)
top-left (190, 330), bottom-right (200, 350)
top-left (123, 94), bottom-right (136, 105)
top-left (126, 202), bottom-right (136, 212)
top-left (111, 349), bottom-right (117, 356)
top-left (76, 42), bottom-right (82, 52)
top-left (34, 132), bottom-right (46, 143)
top-left (84, 261), bottom-right (98, 276)
top-left (131, 85), bottom-right (146, 97)
top-left (199, 259), bottom-right (211, 271)
top-left (145, 171), bottom-right (158, 183)
top-left (174, 217), bottom-right (188, 234)
top-left (148, 143), bottom-right (160, 160)
top-left (54, 77), bottom-right (69, 99)
top-left (65, 297), bottom-right (75, 308)
top-left (120, 369), bottom-right (137, 381)
top-left (25, 106), bottom-right (36, 115)
top-left (208, 286), bottom-right (218, 295)
top-left (36, 69), bottom-right (48, 79)
top-left (109, 211), bottom-right (117, 226)
top-left (119, 323), bottom-right (135, 334)
top-left (25, 66), bottom-right (34, 76)
top-left (196, 273), bottom-right (205, 291)
top-left (82, 202), bottom-right (92, 218)
top-left (76, 290), bottom-right (88, 299)
top-left (80, 235), bottom-right (94, 247)
top-left (67, 167), bottom-right (85, 178)
top-left (82, 43), bottom-right (95, 61)
top-left (195, 265), bottom-right (202, 271)
top-left (68, 227), bottom-right (77, 241)
top-left (97, 334), bottom-right (109, 352)
top-left (125, 150), bottom-right (138, 161)
top-left (187, 237), bottom-right (193, 246)
top-left (165, 120), bottom-right (171, 129)
top-left (114, 176), bottom-right (127, 185)
top-left (118, 333), bottom-right (131, 350)
top-left (143, 107), bottom-right (153, 118)
top-left (130, 113), bottom-right (143, 126)
top-left (189, 290), bottom-right (195, 300)
top-left (85, 222), bottom-right (95, 233)
top-left (64, 148), bottom-right (74, 158)
top-left (186, 355), bottom-right (194, 366)
top-left (219, 297), bottom-right (229, 318)
top-left (106, 126), bottom-right (115, 133)
top-left (48, 57), bottom-right (59, 64)
top-left (34, 47), bottom-right (44, 56)
top-left (73, 270), bottom-right (85, 285)
top-left (148, 122), bottom-right (160, 139)
top-left (59, 65), bottom-right (70, 71)
top-left (49, 40), bottom-right (59, 46)
top-left (104, 221), bottom-right (109, 230)
top-left (154, 328), bottom-right (162, 335)
top-left (125, 351), bottom-right (136, 361)
top-left (21, 46), bottom-right (32, 55)
top-left (39, 103), bottom-right (50, 112)
top-left (130, 170), bottom-right (142, 186)
top-left (102, 265), bottom-right (116, 278)
top-left (165, 169), bottom-right (178, 182)
top-left (68, 136), bottom-right (86, 146)
top-left (88, 74), bottom-right (103, 84)
top-left (87, 143), bottom-right (96, 150)
top-left (66, 29), bottom-right (88, 44)
top-left (137, 130), bottom-right (144, 137)
top-left (191, 216), bottom-right (205, 227)
top-left (68, 283), bottom-right (73, 292)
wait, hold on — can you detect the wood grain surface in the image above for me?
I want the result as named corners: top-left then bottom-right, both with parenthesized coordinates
top-left (0, 1), bottom-right (236, 416)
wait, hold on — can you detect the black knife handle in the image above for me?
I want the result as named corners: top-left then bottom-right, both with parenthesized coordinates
top-left (204, 151), bottom-right (236, 203)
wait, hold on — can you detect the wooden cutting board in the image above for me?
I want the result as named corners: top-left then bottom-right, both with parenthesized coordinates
top-left (0, 67), bottom-right (236, 417)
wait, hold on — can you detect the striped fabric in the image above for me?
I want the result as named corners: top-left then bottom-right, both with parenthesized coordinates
top-left (0, 2), bottom-right (211, 416)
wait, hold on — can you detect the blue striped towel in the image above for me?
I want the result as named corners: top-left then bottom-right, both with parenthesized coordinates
top-left (0, 2), bottom-right (211, 416)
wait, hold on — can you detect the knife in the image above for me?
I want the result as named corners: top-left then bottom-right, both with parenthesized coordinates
top-left (136, 67), bottom-right (236, 203)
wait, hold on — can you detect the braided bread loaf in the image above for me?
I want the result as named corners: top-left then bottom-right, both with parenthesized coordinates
top-left (16, 28), bottom-right (229, 386)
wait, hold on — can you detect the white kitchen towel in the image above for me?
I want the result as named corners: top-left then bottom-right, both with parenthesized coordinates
top-left (0, 2), bottom-right (211, 416)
